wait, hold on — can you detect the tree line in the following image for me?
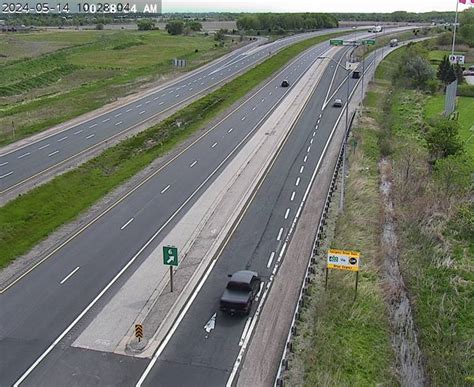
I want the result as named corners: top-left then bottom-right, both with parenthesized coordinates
top-left (236, 13), bottom-right (338, 32)
top-left (333, 11), bottom-right (456, 23)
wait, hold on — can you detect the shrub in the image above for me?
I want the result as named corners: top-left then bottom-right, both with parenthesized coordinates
top-left (457, 84), bottom-right (474, 97)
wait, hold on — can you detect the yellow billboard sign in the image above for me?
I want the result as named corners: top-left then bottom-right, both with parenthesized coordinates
top-left (327, 249), bottom-right (360, 272)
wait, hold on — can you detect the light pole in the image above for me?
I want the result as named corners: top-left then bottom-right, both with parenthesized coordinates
top-left (318, 54), bottom-right (352, 212)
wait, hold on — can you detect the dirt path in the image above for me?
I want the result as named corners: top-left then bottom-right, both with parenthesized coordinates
top-left (379, 158), bottom-right (426, 386)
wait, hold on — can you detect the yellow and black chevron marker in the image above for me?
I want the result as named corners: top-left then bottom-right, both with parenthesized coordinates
top-left (135, 324), bottom-right (143, 341)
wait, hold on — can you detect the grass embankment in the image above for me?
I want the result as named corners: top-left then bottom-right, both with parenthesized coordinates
top-left (0, 30), bottom-right (231, 145)
top-left (0, 31), bottom-right (346, 269)
top-left (283, 67), bottom-right (396, 385)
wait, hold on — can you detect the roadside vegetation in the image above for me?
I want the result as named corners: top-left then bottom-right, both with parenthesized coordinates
top-left (0, 31), bottom-right (346, 269)
top-left (0, 29), bottom-right (234, 145)
top-left (284, 39), bottom-right (473, 385)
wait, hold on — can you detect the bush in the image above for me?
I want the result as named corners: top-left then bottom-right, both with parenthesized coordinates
top-left (457, 84), bottom-right (474, 97)
top-left (425, 118), bottom-right (463, 160)
top-left (95, 23), bottom-right (104, 30)
top-left (165, 20), bottom-right (184, 35)
top-left (137, 19), bottom-right (155, 31)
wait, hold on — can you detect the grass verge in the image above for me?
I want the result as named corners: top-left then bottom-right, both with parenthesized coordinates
top-left (0, 30), bottom-right (346, 269)
top-left (283, 92), bottom-right (396, 385)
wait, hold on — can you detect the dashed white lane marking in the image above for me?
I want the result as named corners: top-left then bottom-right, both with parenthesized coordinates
top-left (175, 94), bottom-right (180, 98)
top-left (277, 227), bottom-right (283, 241)
top-left (319, 113), bottom-right (322, 119)
top-left (227, 128), bottom-right (233, 133)
top-left (299, 166), bottom-right (304, 173)
top-left (48, 150), bottom-right (59, 157)
top-left (57, 136), bottom-right (68, 142)
top-left (290, 191), bottom-right (296, 201)
top-left (139, 110), bottom-right (146, 115)
top-left (74, 129), bottom-right (83, 135)
top-left (241, 116), bottom-right (246, 121)
top-left (145, 100), bottom-right (151, 104)
top-left (269, 92), bottom-right (272, 95)
top-left (278, 243), bottom-right (287, 262)
top-left (17, 152), bottom-right (31, 159)
top-left (159, 102), bottom-right (164, 105)
top-left (303, 155), bottom-right (308, 163)
top-left (190, 160), bottom-right (198, 168)
top-left (60, 266), bottom-right (80, 284)
top-left (275, 85), bottom-right (278, 88)
top-left (89, 124), bottom-right (97, 129)
top-left (121, 217), bottom-right (134, 230)
top-left (267, 252), bottom-right (275, 268)
top-left (126, 108), bottom-right (133, 112)
top-left (189, 88), bottom-right (193, 91)
top-left (307, 146), bottom-right (311, 153)
top-left (115, 121), bottom-right (123, 126)
top-left (0, 171), bottom-right (13, 179)
top-left (310, 138), bottom-right (313, 145)
top-left (160, 184), bottom-right (171, 194)
top-left (153, 97), bottom-right (159, 100)
top-left (102, 118), bottom-right (110, 123)
top-left (261, 98), bottom-right (265, 103)
top-left (136, 104), bottom-right (142, 108)
top-left (295, 177), bottom-right (301, 186)
top-left (252, 106), bottom-right (256, 111)
top-left (0, 161), bottom-right (8, 167)
top-left (200, 82), bottom-right (204, 85)
top-left (313, 131), bottom-right (316, 136)
top-left (284, 208), bottom-right (290, 219)
top-left (115, 113), bottom-right (122, 117)
top-left (211, 142), bottom-right (218, 148)
top-left (86, 134), bottom-right (95, 139)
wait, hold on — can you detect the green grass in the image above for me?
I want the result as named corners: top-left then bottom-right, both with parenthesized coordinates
top-left (0, 30), bottom-right (231, 145)
top-left (0, 30), bottom-right (346, 269)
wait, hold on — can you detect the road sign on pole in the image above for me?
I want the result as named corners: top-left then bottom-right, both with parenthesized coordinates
top-left (363, 39), bottom-right (376, 45)
top-left (163, 246), bottom-right (179, 267)
top-left (326, 249), bottom-right (361, 300)
top-left (135, 324), bottom-right (143, 342)
top-left (330, 39), bottom-right (343, 46)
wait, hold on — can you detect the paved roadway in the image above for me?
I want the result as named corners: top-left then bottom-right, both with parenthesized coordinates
top-left (136, 47), bottom-right (366, 387)
top-left (0, 28), bottom-right (350, 196)
top-left (0, 27), bottom-right (364, 386)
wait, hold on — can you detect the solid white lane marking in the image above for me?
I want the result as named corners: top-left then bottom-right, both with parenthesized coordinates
top-left (190, 160), bottom-right (198, 168)
top-left (17, 152), bottom-right (30, 159)
top-left (86, 134), bottom-right (95, 139)
top-left (277, 227), bottom-right (283, 241)
top-left (227, 128), bottom-right (233, 133)
top-left (0, 171), bottom-right (13, 179)
top-left (267, 252), bottom-right (275, 268)
top-left (126, 108), bottom-right (133, 112)
top-left (60, 266), bottom-right (80, 284)
top-left (74, 129), bottom-right (83, 135)
top-left (89, 124), bottom-right (97, 129)
top-left (300, 166), bottom-right (304, 173)
top-left (296, 177), bottom-right (300, 186)
top-left (290, 191), bottom-right (295, 201)
top-left (102, 118), bottom-right (110, 123)
top-left (57, 136), bottom-right (68, 142)
top-left (0, 161), bottom-right (8, 167)
top-left (211, 142), bottom-right (217, 148)
top-left (48, 150), bottom-right (59, 157)
top-left (278, 243), bottom-right (287, 262)
top-left (139, 110), bottom-right (146, 115)
top-left (160, 184), bottom-right (170, 194)
top-left (120, 217), bottom-right (134, 230)
top-left (114, 113), bottom-right (122, 117)
top-left (284, 208), bottom-right (290, 219)
top-left (239, 317), bottom-right (253, 346)
top-left (115, 121), bottom-right (123, 126)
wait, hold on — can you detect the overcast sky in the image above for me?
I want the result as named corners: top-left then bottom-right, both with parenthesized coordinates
top-left (163, 0), bottom-right (472, 13)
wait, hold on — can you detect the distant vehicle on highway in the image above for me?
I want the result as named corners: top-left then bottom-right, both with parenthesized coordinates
top-left (390, 39), bottom-right (399, 47)
top-left (368, 25), bottom-right (383, 33)
top-left (352, 70), bottom-right (361, 79)
top-left (281, 79), bottom-right (290, 87)
top-left (333, 98), bottom-right (343, 108)
top-left (220, 270), bottom-right (261, 315)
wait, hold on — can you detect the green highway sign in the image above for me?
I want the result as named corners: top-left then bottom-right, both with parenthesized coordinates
top-left (363, 39), bottom-right (376, 45)
top-left (330, 39), bottom-right (343, 46)
top-left (163, 246), bottom-right (179, 267)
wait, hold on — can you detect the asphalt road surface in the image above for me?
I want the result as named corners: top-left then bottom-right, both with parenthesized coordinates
top-left (0, 28), bottom-right (350, 196)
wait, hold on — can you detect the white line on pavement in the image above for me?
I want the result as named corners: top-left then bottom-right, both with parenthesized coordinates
top-left (211, 142), bottom-right (217, 148)
top-left (0, 161), bottom-right (8, 166)
top-left (17, 152), bottom-right (30, 159)
top-left (136, 104), bottom-right (142, 108)
top-left (153, 97), bottom-right (159, 101)
top-left (296, 177), bottom-right (300, 186)
top-left (241, 116), bottom-right (246, 121)
top-left (310, 138), bottom-right (313, 144)
top-left (307, 146), bottom-right (311, 153)
top-left (277, 227), bottom-right (283, 241)
top-left (74, 129), bottom-right (83, 135)
top-left (115, 113), bottom-right (122, 117)
top-left (160, 184), bottom-right (170, 194)
top-left (0, 171), bottom-right (13, 179)
top-left (303, 155), bottom-right (308, 163)
top-left (86, 134), bottom-right (95, 139)
top-left (290, 191), bottom-right (295, 201)
top-left (145, 101), bottom-right (151, 104)
top-left (313, 131), bottom-right (316, 136)
top-left (48, 150), bottom-right (59, 157)
top-left (159, 102), bottom-right (164, 105)
top-left (115, 121), bottom-right (123, 126)
top-left (267, 252), bottom-right (275, 268)
top-left (60, 266), bottom-right (80, 284)
top-left (227, 128), bottom-right (233, 133)
top-left (89, 124), bottom-right (97, 129)
top-left (121, 218), bottom-right (134, 230)
top-left (239, 317), bottom-right (253, 346)
top-left (38, 144), bottom-right (51, 150)
top-left (139, 110), bottom-right (146, 115)
top-left (57, 136), bottom-right (68, 142)
top-left (284, 208), bottom-right (290, 219)
top-left (126, 108), bottom-right (133, 112)
top-left (190, 160), bottom-right (198, 168)
top-left (299, 166), bottom-right (304, 173)
top-left (102, 118), bottom-right (110, 123)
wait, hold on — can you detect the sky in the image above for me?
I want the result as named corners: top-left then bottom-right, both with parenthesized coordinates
top-left (163, 0), bottom-right (473, 13)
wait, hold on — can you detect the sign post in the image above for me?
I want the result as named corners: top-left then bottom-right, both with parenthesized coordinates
top-left (330, 39), bottom-right (344, 46)
top-left (163, 246), bottom-right (179, 292)
top-left (135, 324), bottom-right (143, 342)
top-left (326, 249), bottom-right (361, 299)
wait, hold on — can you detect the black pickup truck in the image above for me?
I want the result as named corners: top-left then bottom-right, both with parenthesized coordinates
top-left (220, 270), bottom-right (261, 315)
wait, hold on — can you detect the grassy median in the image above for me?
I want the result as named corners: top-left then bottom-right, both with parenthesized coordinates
top-left (0, 30), bottom-right (346, 269)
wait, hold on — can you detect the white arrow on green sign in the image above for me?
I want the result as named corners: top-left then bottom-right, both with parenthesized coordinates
top-left (163, 246), bottom-right (179, 267)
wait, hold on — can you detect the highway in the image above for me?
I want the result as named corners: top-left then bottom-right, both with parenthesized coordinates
top-left (0, 28), bottom-right (350, 198)
top-left (0, 26), bottom-right (411, 386)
